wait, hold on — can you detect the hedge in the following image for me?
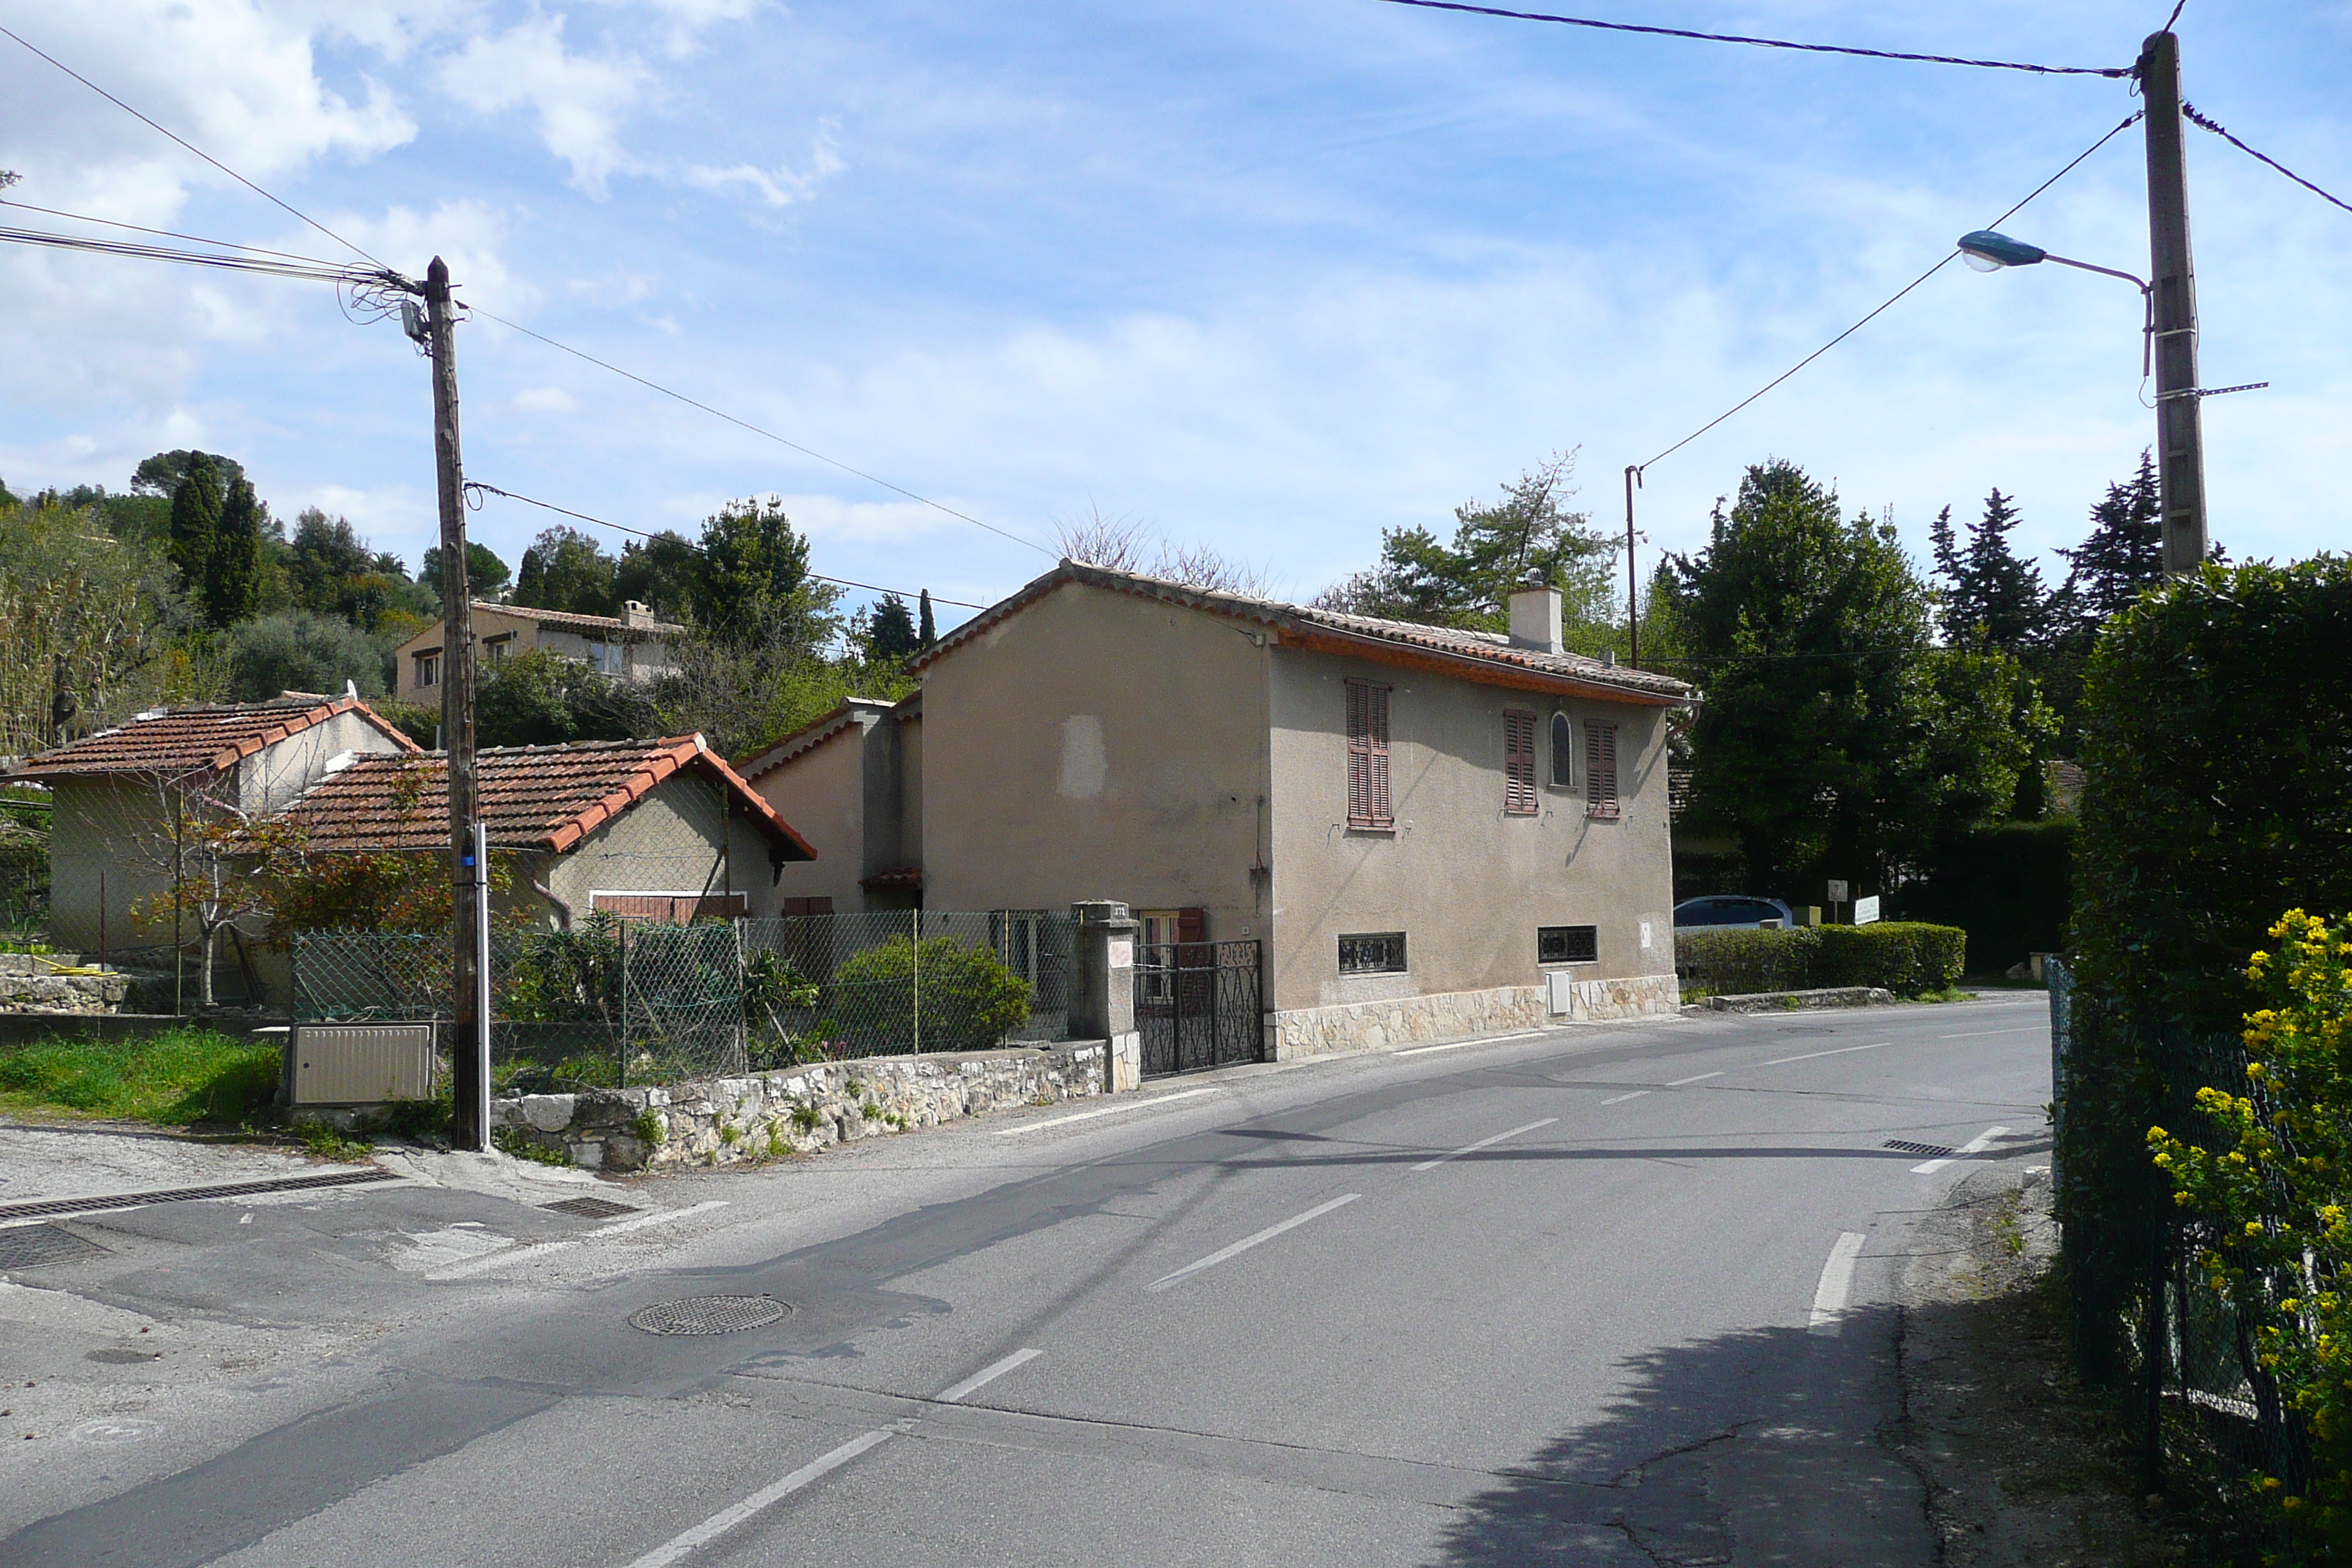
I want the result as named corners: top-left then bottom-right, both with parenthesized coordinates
top-left (1674, 921), bottom-right (1964, 998)
top-left (1885, 818), bottom-right (2073, 976)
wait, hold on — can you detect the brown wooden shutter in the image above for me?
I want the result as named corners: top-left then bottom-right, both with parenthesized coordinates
top-left (1584, 720), bottom-right (1620, 819)
top-left (1346, 679), bottom-right (1394, 828)
top-left (1504, 710), bottom-right (1537, 815)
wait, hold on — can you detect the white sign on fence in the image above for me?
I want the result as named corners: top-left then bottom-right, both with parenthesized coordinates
top-left (1853, 895), bottom-right (1881, 926)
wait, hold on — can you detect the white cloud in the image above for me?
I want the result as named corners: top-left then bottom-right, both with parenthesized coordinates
top-left (437, 13), bottom-right (652, 196)
top-left (513, 385), bottom-right (578, 412)
top-left (684, 121), bottom-right (844, 208)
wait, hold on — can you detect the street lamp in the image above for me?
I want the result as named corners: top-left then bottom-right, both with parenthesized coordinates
top-left (1956, 228), bottom-right (2153, 377)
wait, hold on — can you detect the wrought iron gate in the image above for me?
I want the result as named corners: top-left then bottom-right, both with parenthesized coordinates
top-left (1134, 940), bottom-right (1262, 1077)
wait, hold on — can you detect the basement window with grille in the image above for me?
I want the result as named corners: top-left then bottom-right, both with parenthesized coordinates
top-left (1538, 924), bottom-right (1598, 965)
top-left (1338, 932), bottom-right (1407, 975)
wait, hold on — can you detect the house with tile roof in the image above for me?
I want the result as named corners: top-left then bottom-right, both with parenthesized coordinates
top-left (741, 560), bottom-right (1695, 1056)
top-left (388, 600), bottom-right (684, 712)
top-left (9, 697), bottom-right (421, 981)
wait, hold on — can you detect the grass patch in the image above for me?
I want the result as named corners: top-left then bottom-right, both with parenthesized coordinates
top-left (0, 1027), bottom-right (280, 1127)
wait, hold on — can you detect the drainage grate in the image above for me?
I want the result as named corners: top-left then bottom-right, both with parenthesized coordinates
top-left (1884, 1139), bottom-right (1956, 1158)
top-left (543, 1196), bottom-right (639, 1221)
top-left (0, 1224), bottom-right (110, 1270)
top-left (0, 1167), bottom-right (401, 1224)
top-left (629, 1295), bottom-right (792, 1336)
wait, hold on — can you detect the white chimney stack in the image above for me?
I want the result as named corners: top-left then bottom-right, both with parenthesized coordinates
top-left (1507, 573), bottom-right (1562, 655)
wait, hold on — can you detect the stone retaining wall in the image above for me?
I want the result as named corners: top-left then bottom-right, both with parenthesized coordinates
top-left (1268, 973), bottom-right (1681, 1059)
top-left (0, 952), bottom-right (129, 1014)
top-left (492, 1041), bottom-right (1109, 1172)
top-left (1692, 985), bottom-right (1896, 1014)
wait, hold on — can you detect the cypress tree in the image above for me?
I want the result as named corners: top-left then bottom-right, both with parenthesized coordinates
top-left (917, 589), bottom-right (936, 648)
top-left (167, 453), bottom-right (223, 598)
top-left (206, 476), bottom-right (268, 626)
top-left (1957, 488), bottom-right (2047, 655)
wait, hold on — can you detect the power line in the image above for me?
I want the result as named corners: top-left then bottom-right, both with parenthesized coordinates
top-left (0, 222), bottom-right (400, 287)
top-left (2184, 102), bottom-right (2352, 219)
top-left (0, 22), bottom-right (388, 268)
top-left (462, 480), bottom-right (994, 610)
top-left (0, 197), bottom-right (353, 266)
top-left (465, 308), bottom-right (1056, 558)
top-left (1370, 0), bottom-right (2130, 77)
top-left (1637, 110), bottom-right (2145, 473)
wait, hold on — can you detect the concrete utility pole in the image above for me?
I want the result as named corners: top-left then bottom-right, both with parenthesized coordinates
top-left (2138, 30), bottom-right (2209, 576)
top-left (1623, 465), bottom-right (1641, 669)
top-left (424, 255), bottom-right (487, 1153)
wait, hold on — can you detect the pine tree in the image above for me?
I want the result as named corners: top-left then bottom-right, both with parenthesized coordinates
top-left (2056, 450), bottom-right (2163, 632)
top-left (167, 453), bottom-right (223, 598)
top-left (205, 477), bottom-right (268, 626)
top-left (1955, 488), bottom-right (2046, 655)
top-left (917, 589), bottom-right (936, 649)
top-left (867, 593), bottom-right (919, 663)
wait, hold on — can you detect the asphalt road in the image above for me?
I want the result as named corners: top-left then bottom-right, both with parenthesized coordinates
top-left (1, 994), bottom-right (2052, 1567)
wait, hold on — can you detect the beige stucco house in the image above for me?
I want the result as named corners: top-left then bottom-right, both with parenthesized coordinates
top-left (742, 561), bottom-right (1693, 1055)
top-left (390, 600), bottom-right (682, 709)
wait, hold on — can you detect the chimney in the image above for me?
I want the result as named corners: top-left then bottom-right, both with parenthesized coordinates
top-left (1507, 573), bottom-right (1562, 655)
top-left (622, 599), bottom-right (655, 630)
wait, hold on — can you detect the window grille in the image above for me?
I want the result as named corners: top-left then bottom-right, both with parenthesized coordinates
top-left (1550, 712), bottom-right (1575, 788)
top-left (1585, 720), bottom-right (1620, 819)
top-left (1346, 679), bottom-right (1393, 828)
top-left (1338, 932), bottom-right (1406, 975)
top-left (1538, 924), bottom-right (1598, 964)
top-left (1504, 710), bottom-right (1538, 815)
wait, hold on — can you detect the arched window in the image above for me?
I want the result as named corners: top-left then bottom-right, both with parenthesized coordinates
top-left (1550, 711), bottom-right (1575, 788)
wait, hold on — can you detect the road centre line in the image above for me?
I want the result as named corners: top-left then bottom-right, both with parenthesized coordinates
top-left (1759, 1041), bottom-right (1886, 1067)
top-left (993, 1086), bottom-right (1218, 1135)
top-left (1665, 1071), bottom-right (1724, 1087)
top-left (935, 1347), bottom-right (1042, 1404)
top-left (427, 1200), bottom-right (729, 1280)
top-left (1395, 1029), bottom-right (1545, 1057)
top-left (1410, 1118), bottom-right (1556, 1173)
top-left (619, 1428), bottom-right (894, 1568)
top-left (1939, 1027), bottom-right (2046, 1039)
top-left (1146, 1194), bottom-right (1362, 1293)
top-left (1808, 1232), bottom-right (1868, 1337)
top-left (1912, 1126), bottom-right (2010, 1175)
top-left (1599, 1090), bottom-right (1650, 1106)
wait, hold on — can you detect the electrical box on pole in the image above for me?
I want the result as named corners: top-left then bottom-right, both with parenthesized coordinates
top-left (2138, 30), bottom-right (2209, 577)
top-left (424, 256), bottom-right (488, 1152)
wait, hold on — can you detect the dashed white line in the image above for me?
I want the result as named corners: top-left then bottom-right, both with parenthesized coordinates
top-left (935, 1347), bottom-right (1043, 1404)
top-left (1409, 1118), bottom-right (1556, 1174)
top-left (1809, 1232), bottom-right (1868, 1336)
top-left (426, 1200), bottom-right (729, 1280)
top-left (1145, 1194), bottom-right (1362, 1293)
top-left (619, 1428), bottom-right (894, 1568)
top-left (1912, 1126), bottom-right (2010, 1175)
top-left (992, 1087), bottom-right (1219, 1135)
top-left (1598, 1090), bottom-right (1651, 1106)
top-left (1759, 1041), bottom-right (1887, 1067)
top-left (1395, 1029), bottom-right (1545, 1058)
top-left (1665, 1071), bottom-right (1724, 1087)
top-left (1938, 1027), bottom-right (2046, 1039)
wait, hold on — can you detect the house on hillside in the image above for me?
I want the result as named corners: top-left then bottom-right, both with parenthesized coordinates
top-left (9, 697), bottom-right (421, 973)
top-left (742, 561), bottom-right (1694, 1055)
top-left (390, 601), bottom-right (683, 711)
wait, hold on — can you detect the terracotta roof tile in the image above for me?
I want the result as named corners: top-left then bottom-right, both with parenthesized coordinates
top-left (9, 698), bottom-right (421, 781)
top-left (474, 601), bottom-right (683, 636)
top-left (264, 736), bottom-right (815, 859)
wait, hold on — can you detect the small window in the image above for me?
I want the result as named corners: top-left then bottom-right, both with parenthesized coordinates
top-left (1346, 679), bottom-right (1393, 829)
top-left (414, 650), bottom-right (439, 688)
top-left (1585, 720), bottom-right (1620, 819)
top-left (1538, 925), bottom-right (1598, 965)
top-left (1550, 712), bottom-right (1575, 788)
top-left (1504, 710), bottom-right (1537, 815)
top-left (485, 632), bottom-right (516, 663)
top-left (1339, 932), bottom-right (1407, 975)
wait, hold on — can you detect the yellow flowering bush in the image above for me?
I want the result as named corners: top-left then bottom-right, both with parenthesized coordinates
top-left (2152, 909), bottom-right (2352, 1550)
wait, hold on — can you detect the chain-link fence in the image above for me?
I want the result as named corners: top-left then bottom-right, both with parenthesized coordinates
top-left (293, 908), bottom-right (1074, 1092)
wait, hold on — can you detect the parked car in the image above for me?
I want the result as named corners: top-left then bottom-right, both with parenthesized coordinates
top-left (1673, 894), bottom-right (1798, 930)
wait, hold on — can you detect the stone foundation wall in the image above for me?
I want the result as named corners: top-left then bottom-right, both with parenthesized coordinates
top-left (492, 1041), bottom-right (1109, 1172)
top-left (1270, 972), bottom-right (1681, 1059)
top-left (0, 952), bottom-right (129, 1014)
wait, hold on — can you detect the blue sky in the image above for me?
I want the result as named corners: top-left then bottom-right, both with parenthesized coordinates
top-left (4, 1), bottom-right (2346, 633)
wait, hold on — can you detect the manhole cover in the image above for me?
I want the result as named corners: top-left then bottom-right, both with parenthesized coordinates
top-left (629, 1295), bottom-right (792, 1335)
top-left (543, 1196), bottom-right (638, 1220)
top-left (0, 1224), bottom-right (109, 1270)
top-left (1884, 1139), bottom-right (1956, 1158)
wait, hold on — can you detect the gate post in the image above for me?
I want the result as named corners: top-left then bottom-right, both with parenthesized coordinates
top-left (1069, 900), bottom-right (1140, 1093)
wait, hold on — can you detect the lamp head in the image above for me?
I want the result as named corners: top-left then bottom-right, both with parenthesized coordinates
top-left (1957, 230), bottom-right (2048, 271)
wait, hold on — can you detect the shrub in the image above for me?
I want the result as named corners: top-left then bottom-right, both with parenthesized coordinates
top-left (1673, 921), bottom-right (1963, 998)
top-left (1886, 819), bottom-right (2073, 975)
top-left (824, 935), bottom-right (1031, 1053)
top-left (1673, 927), bottom-right (1818, 996)
top-left (227, 609), bottom-right (387, 702)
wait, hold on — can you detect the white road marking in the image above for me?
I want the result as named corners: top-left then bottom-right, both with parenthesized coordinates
top-left (619, 1428), bottom-right (894, 1568)
top-left (1938, 1028), bottom-right (2046, 1039)
top-left (935, 1347), bottom-right (1042, 1404)
top-left (1410, 1118), bottom-right (1556, 1174)
top-left (1665, 1071), bottom-right (1724, 1087)
top-left (992, 1087), bottom-right (1218, 1135)
top-left (1911, 1126), bottom-right (2010, 1175)
top-left (1599, 1090), bottom-right (1651, 1106)
top-left (1146, 1194), bottom-right (1362, 1294)
top-left (426, 1200), bottom-right (729, 1280)
top-left (1809, 1232), bottom-right (1868, 1336)
top-left (1395, 1029), bottom-right (1545, 1058)
top-left (1760, 1041), bottom-right (1886, 1066)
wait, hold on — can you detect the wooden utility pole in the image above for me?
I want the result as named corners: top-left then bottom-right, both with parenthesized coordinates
top-left (424, 256), bottom-right (487, 1152)
top-left (2139, 31), bottom-right (2209, 576)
